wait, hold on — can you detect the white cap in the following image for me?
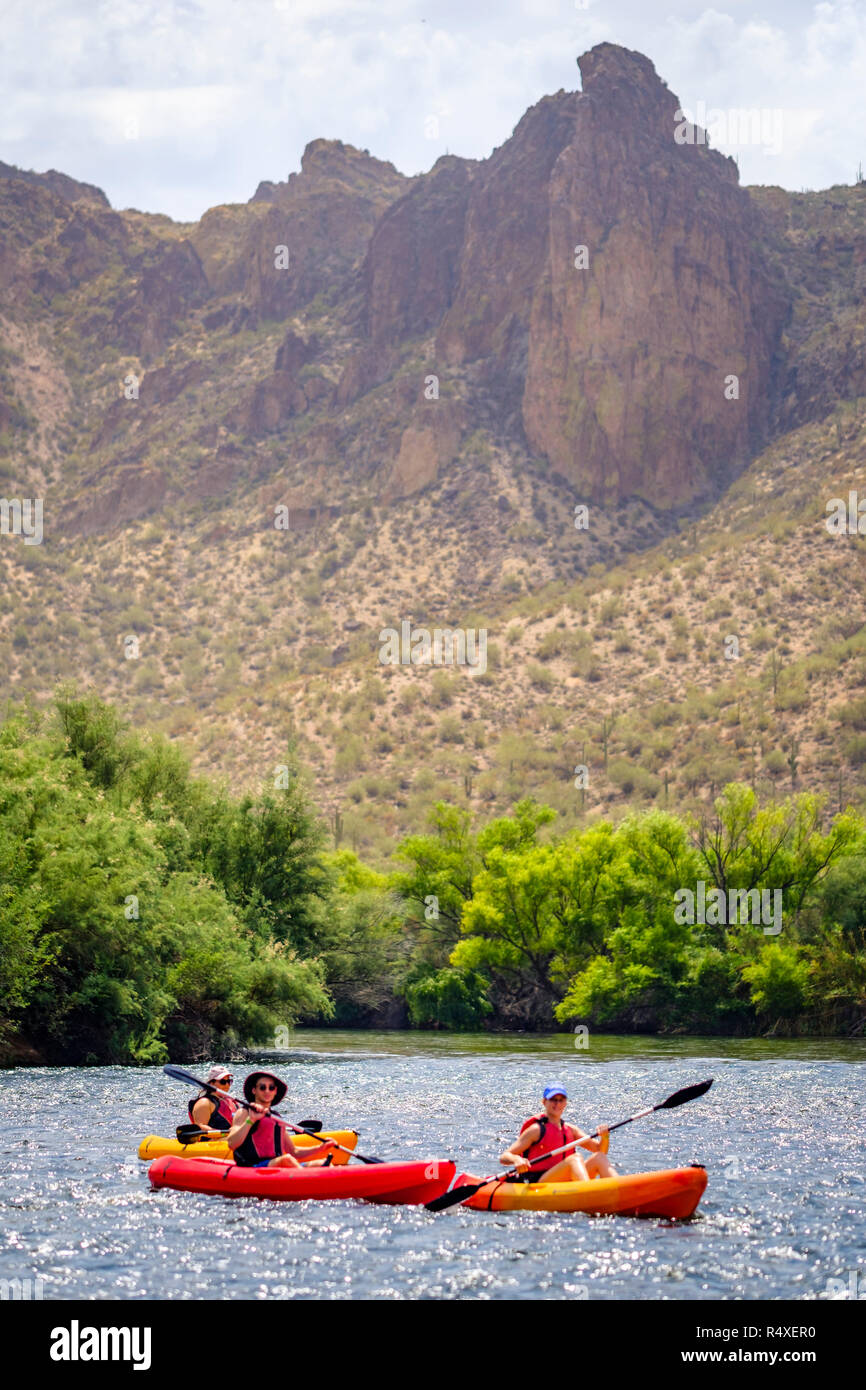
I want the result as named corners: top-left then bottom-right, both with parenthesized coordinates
top-left (207, 1065), bottom-right (231, 1082)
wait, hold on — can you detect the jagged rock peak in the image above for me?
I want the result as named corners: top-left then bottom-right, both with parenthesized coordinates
top-left (577, 43), bottom-right (680, 128)
top-left (251, 139), bottom-right (406, 204)
top-left (578, 42), bottom-right (668, 90)
top-left (299, 137), bottom-right (400, 179)
top-left (0, 160), bottom-right (109, 207)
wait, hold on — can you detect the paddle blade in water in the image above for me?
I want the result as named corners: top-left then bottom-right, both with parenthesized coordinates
top-left (426, 1182), bottom-right (480, 1212)
top-left (659, 1079), bottom-right (713, 1109)
top-left (163, 1064), bottom-right (203, 1087)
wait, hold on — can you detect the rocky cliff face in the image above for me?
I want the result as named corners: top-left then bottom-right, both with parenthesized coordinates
top-left (5, 41), bottom-right (865, 547)
top-left (522, 45), bottom-right (786, 504)
top-left (436, 93), bottom-right (581, 398)
top-left (193, 139), bottom-right (407, 328)
top-left (750, 184), bottom-right (866, 434)
top-left (352, 44), bottom-right (788, 507)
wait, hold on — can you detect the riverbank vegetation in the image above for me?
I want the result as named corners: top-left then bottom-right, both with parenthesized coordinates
top-left (2, 694), bottom-right (864, 1063)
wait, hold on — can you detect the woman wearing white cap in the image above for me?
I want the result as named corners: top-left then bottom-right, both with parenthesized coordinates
top-left (188, 1066), bottom-right (239, 1135)
top-left (500, 1084), bottom-right (617, 1184)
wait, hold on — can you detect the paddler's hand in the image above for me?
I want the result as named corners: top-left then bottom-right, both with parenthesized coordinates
top-left (597, 1125), bottom-right (610, 1154)
top-left (511, 1156), bottom-right (530, 1173)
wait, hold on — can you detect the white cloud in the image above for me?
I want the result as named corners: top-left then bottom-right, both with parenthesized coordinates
top-left (0, 0), bottom-right (863, 217)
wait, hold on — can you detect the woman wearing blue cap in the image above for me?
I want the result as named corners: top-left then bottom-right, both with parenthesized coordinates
top-left (500, 1085), bottom-right (617, 1183)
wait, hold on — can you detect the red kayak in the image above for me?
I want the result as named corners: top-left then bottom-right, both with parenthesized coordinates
top-left (148, 1154), bottom-right (456, 1205)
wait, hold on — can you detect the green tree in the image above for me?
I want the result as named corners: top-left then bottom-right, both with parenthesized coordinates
top-left (554, 811), bottom-right (701, 1029)
top-left (0, 697), bottom-right (332, 1062)
top-left (194, 751), bottom-right (329, 953)
top-left (741, 943), bottom-right (812, 1020)
top-left (693, 784), bottom-right (859, 936)
top-left (393, 803), bottom-right (482, 965)
top-left (310, 851), bottom-right (408, 1024)
top-left (406, 967), bottom-right (492, 1030)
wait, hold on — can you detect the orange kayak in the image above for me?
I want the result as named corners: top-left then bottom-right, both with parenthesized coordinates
top-left (460, 1165), bottom-right (707, 1219)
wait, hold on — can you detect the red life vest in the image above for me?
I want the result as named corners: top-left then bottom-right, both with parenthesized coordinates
top-left (188, 1092), bottom-right (238, 1131)
top-left (234, 1110), bottom-right (286, 1167)
top-left (519, 1114), bottom-right (579, 1175)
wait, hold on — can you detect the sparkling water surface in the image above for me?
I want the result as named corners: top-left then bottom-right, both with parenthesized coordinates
top-left (1, 1031), bottom-right (863, 1301)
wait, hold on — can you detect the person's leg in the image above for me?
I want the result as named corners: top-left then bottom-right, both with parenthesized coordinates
top-left (269, 1153), bottom-right (303, 1169)
top-left (584, 1151), bottom-right (617, 1179)
top-left (539, 1154), bottom-right (590, 1183)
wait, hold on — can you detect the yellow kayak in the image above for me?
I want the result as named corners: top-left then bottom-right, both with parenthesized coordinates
top-left (138, 1130), bottom-right (358, 1163)
top-left (461, 1166), bottom-right (707, 1218)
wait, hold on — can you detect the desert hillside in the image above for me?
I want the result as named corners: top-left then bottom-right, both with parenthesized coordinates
top-left (1, 43), bottom-right (865, 859)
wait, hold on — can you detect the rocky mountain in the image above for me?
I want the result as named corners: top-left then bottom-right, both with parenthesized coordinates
top-left (1, 43), bottom-right (865, 854)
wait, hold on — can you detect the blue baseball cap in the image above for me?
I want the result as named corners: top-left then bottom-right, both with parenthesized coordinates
top-left (543, 1085), bottom-right (568, 1100)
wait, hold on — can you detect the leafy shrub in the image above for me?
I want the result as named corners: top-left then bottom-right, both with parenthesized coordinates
top-left (334, 735), bottom-right (366, 775)
top-left (764, 749), bottom-right (787, 779)
top-left (438, 714), bottom-right (464, 744)
top-left (406, 967), bottom-right (492, 1030)
top-left (836, 696), bottom-right (866, 729)
top-left (429, 672), bottom-right (456, 707)
top-left (527, 661), bottom-right (555, 690)
top-left (844, 735), bottom-right (866, 767)
top-left (741, 944), bottom-right (812, 1018)
top-left (536, 630), bottom-right (565, 660)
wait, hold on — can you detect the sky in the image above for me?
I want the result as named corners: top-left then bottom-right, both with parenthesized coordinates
top-left (1, 0), bottom-right (864, 222)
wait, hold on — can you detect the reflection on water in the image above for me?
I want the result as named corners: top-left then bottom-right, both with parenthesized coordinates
top-left (1, 1032), bottom-right (863, 1301)
top-left (253, 1029), bottom-right (866, 1063)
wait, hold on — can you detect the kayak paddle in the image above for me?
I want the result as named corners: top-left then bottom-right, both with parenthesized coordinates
top-left (176, 1119), bottom-right (323, 1143)
top-left (163, 1064), bottom-right (384, 1164)
top-left (426, 1078), bottom-right (714, 1213)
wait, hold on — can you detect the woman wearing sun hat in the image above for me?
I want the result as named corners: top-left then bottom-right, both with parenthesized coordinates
top-left (500, 1084), bottom-right (617, 1184)
top-left (188, 1065), bottom-right (239, 1134)
top-left (227, 1070), bottom-right (336, 1169)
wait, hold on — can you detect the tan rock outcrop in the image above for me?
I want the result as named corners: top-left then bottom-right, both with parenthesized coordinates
top-left (521, 45), bottom-right (784, 504)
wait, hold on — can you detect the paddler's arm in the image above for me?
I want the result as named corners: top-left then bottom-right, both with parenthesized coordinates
top-left (191, 1096), bottom-right (220, 1133)
top-left (296, 1139), bottom-right (336, 1162)
top-left (279, 1125), bottom-right (335, 1164)
top-left (572, 1125), bottom-right (610, 1155)
top-left (500, 1126), bottom-right (539, 1172)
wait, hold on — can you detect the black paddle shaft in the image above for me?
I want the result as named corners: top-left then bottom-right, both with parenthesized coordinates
top-left (163, 1064), bottom-right (384, 1164)
top-left (177, 1118), bottom-right (323, 1142)
top-left (426, 1079), bottom-right (714, 1213)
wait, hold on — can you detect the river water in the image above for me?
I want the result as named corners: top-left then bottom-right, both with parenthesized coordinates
top-left (1, 1031), bottom-right (864, 1301)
